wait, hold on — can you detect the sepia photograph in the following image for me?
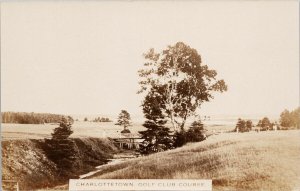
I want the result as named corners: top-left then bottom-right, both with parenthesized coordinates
top-left (1, 0), bottom-right (299, 190)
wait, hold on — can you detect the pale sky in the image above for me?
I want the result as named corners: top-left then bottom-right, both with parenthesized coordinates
top-left (1, 1), bottom-right (299, 118)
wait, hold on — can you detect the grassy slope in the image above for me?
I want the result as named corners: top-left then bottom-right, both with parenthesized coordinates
top-left (2, 138), bottom-right (119, 190)
top-left (2, 139), bottom-right (59, 190)
top-left (89, 131), bottom-right (300, 191)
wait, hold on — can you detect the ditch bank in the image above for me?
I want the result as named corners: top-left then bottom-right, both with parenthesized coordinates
top-left (2, 137), bottom-right (120, 190)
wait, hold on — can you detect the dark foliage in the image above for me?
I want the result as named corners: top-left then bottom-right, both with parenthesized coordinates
top-left (139, 121), bottom-right (173, 154)
top-left (235, 118), bottom-right (250, 132)
top-left (245, 120), bottom-right (253, 131)
top-left (280, 107), bottom-right (300, 129)
top-left (235, 119), bottom-right (253, 132)
top-left (44, 117), bottom-right (79, 176)
top-left (257, 117), bottom-right (273, 131)
top-left (186, 120), bottom-right (206, 142)
top-left (173, 129), bottom-right (187, 148)
top-left (121, 129), bottom-right (131, 133)
top-left (1, 111), bottom-right (73, 124)
top-left (115, 110), bottom-right (132, 132)
top-left (139, 90), bottom-right (173, 154)
top-left (174, 120), bottom-right (206, 147)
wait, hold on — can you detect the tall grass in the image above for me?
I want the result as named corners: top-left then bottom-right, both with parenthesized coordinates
top-left (89, 131), bottom-right (300, 191)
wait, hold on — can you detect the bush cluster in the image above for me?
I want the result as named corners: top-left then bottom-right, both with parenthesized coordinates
top-left (235, 119), bottom-right (253, 132)
top-left (174, 121), bottom-right (206, 147)
top-left (256, 117), bottom-right (274, 131)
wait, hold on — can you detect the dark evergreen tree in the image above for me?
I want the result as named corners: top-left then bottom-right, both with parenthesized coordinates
top-left (186, 120), bottom-right (206, 142)
top-left (45, 117), bottom-right (78, 176)
top-left (139, 88), bottom-right (173, 154)
top-left (51, 117), bottom-right (73, 139)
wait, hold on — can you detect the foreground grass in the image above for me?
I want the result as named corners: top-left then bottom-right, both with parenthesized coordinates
top-left (89, 130), bottom-right (300, 191)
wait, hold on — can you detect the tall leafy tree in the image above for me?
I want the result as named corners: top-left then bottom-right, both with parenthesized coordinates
top-left (138, 42), bottom-right (227, 131)
top-left (280, 109), bottom-right (293, 127)
top-left (280, 107), bottom-right (300, 129)
top-left (257, 117), bottom-right (272, 131)
top-left (116, 110), bottom-right (132, 133)
top-left (291, 108), bottom-right (300, 128)
top-left (261, 117), bottom-right (271, 131)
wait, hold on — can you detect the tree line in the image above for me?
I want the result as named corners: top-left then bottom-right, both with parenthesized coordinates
top-left (83, 117), bottom-right (112, 122)
top-left (1, 112), bottom-right (73, 124)
top-left (92, 117), bottom-right (112, 122)
top-left (235, 107), bottom-right (300, 132)
top-left (235, 117), bottom-right (275, 132)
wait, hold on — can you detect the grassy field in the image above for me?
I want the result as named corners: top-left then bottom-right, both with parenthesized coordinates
top-left (1, 121), bottom-right (235, 140)
top-left (1, 121), bottom-right (146, 140)
top-left (84, 130), bottom-right (300, 191)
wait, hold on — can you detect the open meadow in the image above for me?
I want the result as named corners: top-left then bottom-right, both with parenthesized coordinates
top-left (1, 121), bottom-right (145, 140)
top-left (1, 120), bottom-right (237, 140)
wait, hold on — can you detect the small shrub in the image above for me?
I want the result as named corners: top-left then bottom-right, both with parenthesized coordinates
top-left (121, 129), bottom-right (131, 133)
top-left (174, 120), bottom-right (206, 148)
top-left (173, 129), bottom-right (187, 148)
